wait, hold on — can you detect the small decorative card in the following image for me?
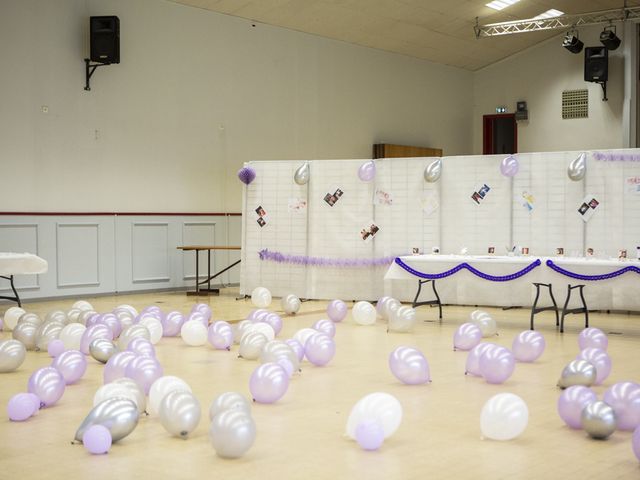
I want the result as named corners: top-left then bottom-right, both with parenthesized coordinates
top-left (374, 188), bottom-right (393, 206)
top-left (577, 194), bottom-right (600, 222)
top-left (323, 187), bottom-right (343, 207)
top-left (471, 183), bottom-right (491, 205)
top-left (359, 221), bottom-right (380, 243)
top-left (288, 198), bottom-right (307, 214)
top-left (255, 206), bottom-right (268, 228)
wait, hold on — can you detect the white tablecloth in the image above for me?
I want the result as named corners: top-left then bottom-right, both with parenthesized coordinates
top-left (0, 252), bottom-right (48, 276)
top-left (384, 255), bottom-right (640, 311)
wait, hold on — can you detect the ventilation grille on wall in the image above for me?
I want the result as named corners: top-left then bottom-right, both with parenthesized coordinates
top-left (562, 89), bottom-right (588, 119)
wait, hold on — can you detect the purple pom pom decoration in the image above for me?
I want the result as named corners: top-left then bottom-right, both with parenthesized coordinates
top-left (238, 167), bottom-right (256, 185)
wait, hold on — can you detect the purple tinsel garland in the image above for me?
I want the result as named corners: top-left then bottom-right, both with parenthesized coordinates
top-left (258, 249), bottom-right (397, 267)
top-left (546, 260), bottom-right (640, 281)
top-left (593, 152), bottom-right (640, 162)
top-left (394, 257), bottom-right (542, 282)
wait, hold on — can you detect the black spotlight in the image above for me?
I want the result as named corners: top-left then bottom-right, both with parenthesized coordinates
top-left (563, 33), bottom-right (584, 54)
top-left (600, 28), bottom-right (621, 50)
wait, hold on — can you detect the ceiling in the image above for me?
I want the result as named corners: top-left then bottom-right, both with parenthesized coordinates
top-left (168, 0), bottom-right (637, 70)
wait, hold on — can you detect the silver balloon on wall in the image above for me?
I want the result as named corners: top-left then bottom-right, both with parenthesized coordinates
top-left (294, 162), bottom-right (310, 185)
top-left (424, 158), bottom-right (442, 183)
top-left (568, 152), bottom-right (587, 181)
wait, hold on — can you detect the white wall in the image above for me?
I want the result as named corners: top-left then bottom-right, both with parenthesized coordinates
top-left (0, 0), bottom-right (473, 214)
top-left (473, 25), bottom-right (630, 154)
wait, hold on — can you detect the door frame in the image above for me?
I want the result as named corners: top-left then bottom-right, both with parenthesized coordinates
top-left (483, 113), bottom-right (517, 155)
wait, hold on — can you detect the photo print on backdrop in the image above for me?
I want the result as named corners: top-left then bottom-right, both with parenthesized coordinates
top-left (471, 183), bottom-right (491, 205)
top-left (577, 194), bottom-right (600, 222)
top-left (625, 176), bottom-right (640, 195)
top-left (255, 206), bottom-right (268, 228)
top-left (323, 187), bottom-right (344, 207)
top-left (520, 191), bottom-right (535, 212)
top-left (374, 188), bottom-right (393, 206)
top-left (288, 198), bottom-right (307, 213)
top-left (360, 221), bottom-right (380, 243)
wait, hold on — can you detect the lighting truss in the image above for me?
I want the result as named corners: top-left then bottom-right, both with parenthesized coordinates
top-left (475, 6), bottom-right (640, 38)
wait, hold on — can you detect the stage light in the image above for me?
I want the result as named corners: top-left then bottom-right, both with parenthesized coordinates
top-left (599, 28), bottom-right (621, 50)
top-left (563, 33), bottom-right (584, 54)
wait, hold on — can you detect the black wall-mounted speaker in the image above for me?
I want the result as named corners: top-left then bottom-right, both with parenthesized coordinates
top-left (584, 46), bottom-right (608, 83)
top-left (90, 16), bottom-right (120, 64)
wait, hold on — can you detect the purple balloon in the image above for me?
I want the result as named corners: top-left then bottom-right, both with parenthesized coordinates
top-left (103, 351), bottom-right (138, 384)
top-left (80, 324), bottom-right (113, 355)
top-left (187, 311), bottom-right (208, 328)
top-left (127, 337), bottom-right (156, 357)
top-left (263, 313), bottom-right (283, 336)
top-left (192, 303), bottom-right (212, 321)
top-left (27, 367), bottom-right (65, 407)
top-left (358, 161), bottom-right (376, 182)
top-left (327, 300), bottom-right (348, 323)
top-left (208, 321), bottom-right (233, 350)
top-left (576, 348), bottom-right (611, 385)
top-left (355, 419), bottom-right (385, 450)
top-left (285, 339), bottom-right (304, 362)
top-left (479, 346), bottom-right (515, 384)
top-left (578, 328), bottom-right (608, 351)
top-left (0, 317), bottom-right (3, 331)
top-left (603, 382), bottom-right (640, 431)
top-left (52, 350), bottom-right (88, 384)
top-left (140, 305), bottom-right (162, 317)
top-left (304, 333), bottom-right (336, 366)
top-left (277, 358), bottom-right (295, 378)
top-left (48, 339), bottom-right (65, 358)
top-left (7, 393), bottom-right (40, 421)
top-left (124, 356), bottom-right (163, 394)
top-left (633, 426), bottom-right (640, 461)
top-left (500, 155), bottom-right (519, 177)
top-left (84, 313), bottom-right (102, 328)
top-left (512, 331), bottom-right (546, 362)
top-left (237, 166), bottom-right (256, 185)
top-left (453, 323), bottom-right (482, 351)
top-left (98, 313), bottom-right (122, 339)
top-left (313, 319), bottom-right (336, 338)
top-left (465, 343), bottom-right (497, 376)
top-left (83, 424), bottom-right (112, 455)
top-left (249, 363), bottom-right (289, 403)
top-left (246, 309), bottom-right (269, 322)
top-left (557, 385), bottom-right (597, 429)
top-left (388, 346), bottom-right (430, 385)
top-left (162, 311), bottom-right (184, 337)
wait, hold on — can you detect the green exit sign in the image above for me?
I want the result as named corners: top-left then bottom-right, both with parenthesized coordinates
top-left (496, 106), bottom-right (507, 113)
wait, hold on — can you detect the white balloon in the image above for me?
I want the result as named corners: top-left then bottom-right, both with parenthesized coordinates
top-left (149, 376), bottom-right (192, 415)
top-left (346, 392), bottom-right (403, 439)
top-left (66, 308), bottom-right (82, 324)
top-left (116, 304), bottom-right (139, 318)
top-left (470, 309), bottom-right (488, 322)
top-left (281, 294), bottom-right (301, 314)
top-left (352, 301), bottom-right (377, 326)
top-left (139, 317), bottom-right (163, 344)
top-left (243, 322), bottom-right (275, 342)
top-left (209, 392), bottom-right (252, 421)
top-left (3, 307), bottom-right (26, 331)
top-left (259, 340), bottom-right (299, 371)
top-left (388, 306), bottom-right (416, 333)
top-left (382, 299), bottom-right (401, 321)
top-left (480, 393), bottom-right (529, 441)
top-left (59, 323), bottom-right (86, 351)
top-left (181, 321), bottom-right (208, 346)
top-left (473, 315), bottom-right (497, 338)
top-left (293, 328), bottom-right (318, 347)
top-left (251, 287), bottom-right (272, 308)
top-left (233, 320), bottom-right (253, 344)
top-left (239, 331), bottom-right (268, 360)
top-left (72, 300), bottom-right (94, 312)
top-left (111, 378), bottom-right (147, 413)
top-left (45, 310), bottom-right (67, 324)
top-left (93, 382), bottom-right (145, 413)
top-left (118, 324), bottom-right (150, 350)
top-left (159, 390), bottom-right (201, 438)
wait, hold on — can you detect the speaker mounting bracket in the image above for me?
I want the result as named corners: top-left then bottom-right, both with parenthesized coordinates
top-left (599, 81), bottom-right (608, 101)
top-left (84, 58), bottom-right (111, 91)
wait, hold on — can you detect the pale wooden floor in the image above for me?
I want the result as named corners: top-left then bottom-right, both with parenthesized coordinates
top-left (1, 289), bottom-right (640, 479)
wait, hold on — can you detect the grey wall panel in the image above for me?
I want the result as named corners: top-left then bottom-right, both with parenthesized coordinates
top-left (0, 223), bottom-right (40, 290)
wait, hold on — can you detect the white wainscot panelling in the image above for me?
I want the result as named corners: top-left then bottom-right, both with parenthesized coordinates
top-left (182, 222), bottom-right (216, 280)
top-left (56, 223), bottom-right (100, 288)
top-left (132, 223), bottom-right (170, 283)
top-left (0, 223), bottom-right (40, 290)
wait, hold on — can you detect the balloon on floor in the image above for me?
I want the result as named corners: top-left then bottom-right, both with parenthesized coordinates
top-left (480, 393), bottom-right (528, 441)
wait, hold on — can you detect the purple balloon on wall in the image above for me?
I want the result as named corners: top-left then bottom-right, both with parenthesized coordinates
top-left (304, 333), bottom-right (336, 366)
top-left (355, 419), bottom-right (385, 450)
top-left (603, 382), bottom-right (640, 431)
top-left (479, 346), bottom-right (515, 384)
top-left (453, 323), bottom-right (482, 351)
top-left (512, 330), bottom-right (546, 362)
top-left (557, 385), bottom-right (597, 429)
top-left (465, 343), bottom-right (497, 376)
top-left (238, 167), bottom-right (256, 185)
top-left (500, 155), bottom-right (519, 177)
top-left (357, 161), bottom-right (376, 182)
top-left (27, 367), bottom-right (65, 407)
top-left (578, 328), bottom-right (608, 351)
top-left (162, 311), bottom-right (184, 337)
top-left (52, 350), bottom-right (88, 384)
top-left (327, 300), bottom-right (348, 323)
top-left (249, 363), bottom-right (289, 403)
top-left (7, 393), bottom-right (40, 421)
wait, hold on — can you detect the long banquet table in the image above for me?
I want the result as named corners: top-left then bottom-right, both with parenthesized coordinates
top-left (384, 254), bottom-right (640, 311)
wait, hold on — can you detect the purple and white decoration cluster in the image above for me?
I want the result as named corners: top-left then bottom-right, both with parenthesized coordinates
top-left (593, 151), bottom-right (640, 162)
top-left (259, 249), bottom-right (398, 268)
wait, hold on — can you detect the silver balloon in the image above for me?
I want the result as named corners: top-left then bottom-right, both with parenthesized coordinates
top-left (118, 324), bottom-right (151, 350)
top-left (209, 392), bottom-right (252, 421)
top-left (581, 401), bottom-right (616, 439)
top-left (89, 338), bottom-right (118, 364)
top-left (259, 340), bottom-right (299, 371)
top-left (159, 390), bottom-right (201, 438)
top-left (388, 306), bottom-right (416, 333)
top-left (0, 339), bottom-right (27, 373)
top-left (209, 410), bottom-right (256, 458)
top-left (45, 310), bottom-right (67, 323)
top-left (74, 397), bottom-right (139, 443)
top-left (18, 312), bottom-right (42, 327)
top-left (238, 331), bottom-right (268, 360)
top-left (557, 359), bottom-right (597, 389)
top-left (12, 322), bottom-right (38, 350)
top-left (35, 321), bottom-right (64, 351)
top-left (424, 158), bottom-right (442, 183)
top-left (280, 294), bottom-right (301, 315)
top-left (568, 152), bottom-right (587, 181)
top-left (294, 162), bottom-right (310, 185)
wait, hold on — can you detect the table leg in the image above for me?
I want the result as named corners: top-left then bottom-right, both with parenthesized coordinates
top-left (207, 249), bottom-right (211, 292)
top-left (195, 250), bottom-right (200, 294)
